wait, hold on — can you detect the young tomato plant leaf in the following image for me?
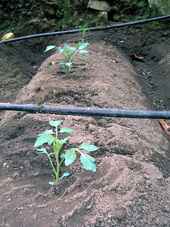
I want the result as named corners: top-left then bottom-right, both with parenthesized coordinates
top-left (58, 62), bottom-right (65, 69)
top-left (58, 47), bottom-right (64, 53)
top-left (34, 130), bottom-right (55, 147)
top-left (65, 62), bottom-right (72, 67)
top-left (80, 143), bottom-right (99, 152)
top-left (36, 148), bottom-right (55, 157)
top-left (75, 56), bottom-right (84, 60)
top-left (59, 172), bottom-right (70, 180)
top-left (59, 136), bottom-right (70, 145)
top-left (80, 154), bottom-right (96, 172)
top-left (79, 50), bottom-right (89, 54)
top-left (60, 128), bottom-right (74, 133)
top-left (65, 43), bottom-right (76, 54)
top-left (60, 153), bottom-right (65, 158)
top-left (44, 45), bottom-right (58, 53)
top-left (36, 148), bottom-right (47, 153)
top-left (49, 120), bottom-right (63, 127)
top-left (78, 43), bottom-right (89, 50)
top-left (65, 148), bottom-right (77, 166)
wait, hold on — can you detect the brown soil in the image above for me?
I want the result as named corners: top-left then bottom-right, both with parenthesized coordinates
top-left (1, 26), bottom-right (170, 226)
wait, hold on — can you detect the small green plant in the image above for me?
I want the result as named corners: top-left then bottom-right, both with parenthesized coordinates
top-left (44, 43), bottom-right (89, 76)
top-left (75, 23), bottom-right (91, 41)
top-left (34, 120), bottom-right (99, 185)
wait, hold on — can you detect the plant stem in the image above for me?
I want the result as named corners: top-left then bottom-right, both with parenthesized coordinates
top-left (76, 148), bottom-right (84, 156)
top-left (59, 158), bottom-right (65, 167)
top-left (48, 154), bottom-right (58, 177)
top-left (54, 147), bottom-right (60, 183)
top-left (56, 156), bottom-right (60, 183)
top-left (66, 66), bottom-right (70, 76)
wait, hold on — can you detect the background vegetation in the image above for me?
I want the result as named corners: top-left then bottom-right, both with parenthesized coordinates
top-left (0, 0), bottom-right (167, 36)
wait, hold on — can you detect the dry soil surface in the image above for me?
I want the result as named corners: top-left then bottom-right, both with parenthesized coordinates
top-left (0, 27), bottom-right (170, 227)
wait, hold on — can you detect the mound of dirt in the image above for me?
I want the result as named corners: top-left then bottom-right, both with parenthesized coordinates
top-left (1, 39), bottom-right (170, 226)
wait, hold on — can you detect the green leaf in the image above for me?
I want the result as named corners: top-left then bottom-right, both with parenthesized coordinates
top-left (80, 154), bottom-right (96, 172)
top-left (75, 26), bottom-right (81, 29)
top-left (58, 47), bottom-right (65, 53)
top-left (59, 172), bottom-right (70, 180)
top-left (65, 148), bottom-right (77, 166)
top-left (63, 173), bottom-right (70, 177)
top-left (60, 153), bottom-right (65, 158)
top-left (65, 62), bottom-right (72, 67)
top-left (44, 45), bottom-right (57, 53)
top-left (79, 50), bottom-right (89, 54)
top-left (64, 43), bottom-right (71, 51)
top-left (63, 53), bottom-right (68, 58)
top-left (49, 121), bottom-right (63, 127)
top-left (75, 56), bottom-right (83, 60)
top-left (36, 148), bottom-right (47, 153)
top-left (34, 130), bottom-right (55, 147)
top-left (80, 143), bottom-right (99, 152)
top-left (65, 43), bottom-right (76, 54)
top-left (78, 43), bottom-right (89, 50)
top-left (60, 128), bottom-right (74, 133)
top-left (36, 149), bottom-right (54, 159)
top-left (58, 136), bottom-right (70, 145)
top-left (69, 47), bottom-right (76, 53)
top-left (58, 62), bottom-right (65, 69)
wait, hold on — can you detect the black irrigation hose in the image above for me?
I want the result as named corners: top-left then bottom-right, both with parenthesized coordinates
top-left (1, 103), bottom-right (170, 119)
top-left (1, 15), bottom-right (170, 44)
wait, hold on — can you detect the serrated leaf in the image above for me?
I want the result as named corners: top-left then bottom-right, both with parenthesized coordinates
top-left (44, 45), bottom-right (57, 53)
top-left (49, 120), bottom-right (63, 127)
top-left (34, 130), bottom-right (55, 147)
top-left (65, 148), bottom-right (77, 166)
top-left (58, 136), bottom-right (70, 145)
top-left (80, 143), bottom-right (99, 152)
top-left (80, 154), bottom-right (96, 172)
top-left (46, 129), bottom-right (55, 134)
top-left (79, 50), bottom-right (88, 54)
top-left (78, 43), bottom-right (89, 50)
top-left (60, 128), bottom-right (74, 133)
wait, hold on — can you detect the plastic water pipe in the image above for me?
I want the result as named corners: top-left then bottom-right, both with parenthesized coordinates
top-left (0, 15), bottom-right (170, 44)
top-left (1, 103), bottom-right (170, 119)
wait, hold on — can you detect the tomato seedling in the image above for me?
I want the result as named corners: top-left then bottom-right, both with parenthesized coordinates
top-left (44, 43), bottom-right (89, 76)
top-left (75, 23), bottom-right (91, 41)
top-left (34, 120), bottom-right (99, 185)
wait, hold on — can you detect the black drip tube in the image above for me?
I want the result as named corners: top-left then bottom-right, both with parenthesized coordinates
top-left (1, 103), bottom-right (170, 119)
top-left (1, 15), bottom-right (170, 44)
